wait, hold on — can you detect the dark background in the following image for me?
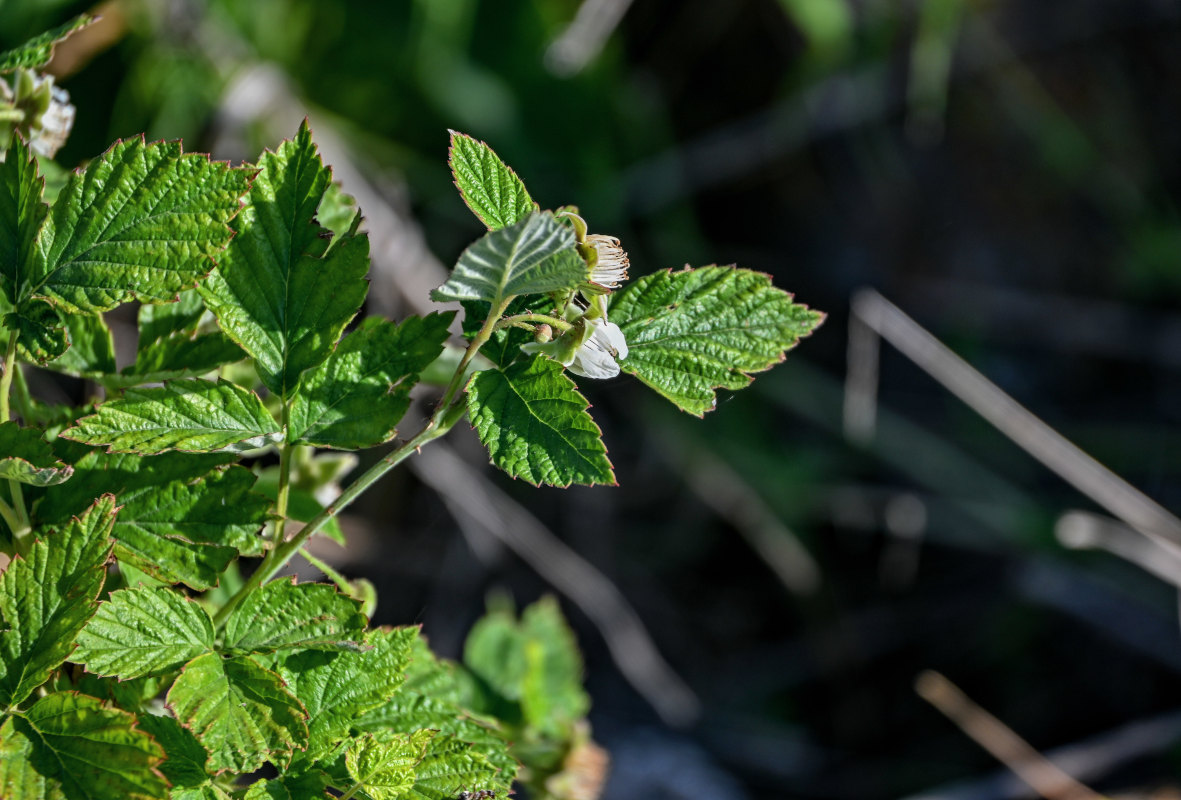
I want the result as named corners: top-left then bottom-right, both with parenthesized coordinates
top-left (7, 0), bottom-right (1181, 797)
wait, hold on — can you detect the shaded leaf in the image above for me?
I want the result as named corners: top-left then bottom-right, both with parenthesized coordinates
top-left (289, 313), bottom-right (454, 449)
top-left (44, 312), bottom-right (117, 377)
top-left (448, 131), bottom-right (536, 230)
top-left (199, 122), bottom-right (369, 398)
top-left (0, 15), bottom-right (93, 72)
top-left (134, 712), bottom-right (210, 791)
top-left (5, 299), bottom-right (67, 364)
top-left (168, 653), bottom-right (308, 774)
top-left (0, 421), bottom-right (72, 486)
top-left (0, 692), bottom-right (166, 800)
top-left (74, 587), bottom-right (214, 679)
top-left (609, 266), bottom-right (824, 415)
top-left (120, 291), bottom-right (244, 385)
top-left (38, 451), bottom-right (265, 589)
top-left (466, 354), bottom-right (614, 487)
top-left (0, 496), bottom-right (114, 707)
top-left (430, 212), bottom-right (582, 306)
top-left (62, 378), bottom-right (282, 454)
top-left (0, 136), bottom-right (46, 305)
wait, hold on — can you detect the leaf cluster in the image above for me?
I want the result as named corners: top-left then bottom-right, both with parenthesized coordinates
top-left (0, 17), bottom-right (823, 800)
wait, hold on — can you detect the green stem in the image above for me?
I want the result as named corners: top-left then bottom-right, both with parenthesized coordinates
top-left (299, 546), bottom-right (351, 593)
top-left (212, 299), bottom-right (512, 629)
top-left (273, 404), bottom-right (294, 543)
top-left (0, 330), bottom-right (30, 552)
top-left (0, 329), bottom-right (17, 423)
top-left (496, 312), bottom-right (573, 333)
top-left (0, 495), bottom-right (21, 543)
top-left (338, 781), bottom-right (365, 800)
top-left (0, 109), bottom-right (25, 123)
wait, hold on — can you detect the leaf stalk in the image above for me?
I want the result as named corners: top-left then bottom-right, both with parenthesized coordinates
top-left (211, 298), bottom-right (513, 628)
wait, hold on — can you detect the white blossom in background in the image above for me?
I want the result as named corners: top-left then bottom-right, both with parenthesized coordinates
top-left (586, 233), bottom-right (629, 289)
top-left (30, 79), bottom-right (75, 159)
top-left (568, 316), bottom-right (628, 379)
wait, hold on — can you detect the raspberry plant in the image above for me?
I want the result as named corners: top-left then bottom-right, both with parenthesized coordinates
top-left (0, 18), bottom-right (822, 800)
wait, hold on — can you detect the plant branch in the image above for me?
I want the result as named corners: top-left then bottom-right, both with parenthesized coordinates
top-left (212, 299), bottom-right (512, 628)
top-left (0, 329), bottom-right (31, 552)
top-left (496, 312), bottom-right (573, 333)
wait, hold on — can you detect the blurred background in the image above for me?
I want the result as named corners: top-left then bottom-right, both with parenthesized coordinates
top-left (6, 0), bottom-right (1181, 797)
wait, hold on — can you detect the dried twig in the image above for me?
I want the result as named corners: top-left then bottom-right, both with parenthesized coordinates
top-left (916, 670), bottom-right (1106, 800)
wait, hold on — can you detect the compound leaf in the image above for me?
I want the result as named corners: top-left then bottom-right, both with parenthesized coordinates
top-left (466, 354), bottom-right (614, 487)
top-left (74, 587), bottom-right (214, 679)
top-left (0, 421), bottom-right (72, 486)
top-left (168, 653), bottom-right (308, 775)
top-left (62, 378), bottom-right (281, 455)
top-left (278, 627), bottom-right (415, 762)
top-left (0, 15), bottom-right (93, 72)
top-left (289, 313), bottom-right (454, 449)
top-left (448, 131), bottom-right (535, 230)
top-left (0, 692), bottom-right (166, 800)
top-left (199, 121), bottom-right (369, 398)
top-left (609, 266), bottom-right (824, 415)
top-left (223, 578), bottom-right (367, 655)
top-left (430, 212), bottom-right (582, 306)
top-left (31, 138), bottom-right (249, 314)
top-left (0, 495), bottom-right (115, 707)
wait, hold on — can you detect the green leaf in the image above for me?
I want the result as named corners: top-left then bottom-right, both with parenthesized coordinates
top-left (356, 694), bottom-right (516, 780)
top-left (120, 291), bottom-right (244, 386)
top-left (0, 136), bottom-right (47, 306)
top-left (37, 451), bottom-right (266, 589)
top-left (466, 354), bottom-right (614, 487)
top-left (134, 712), bottom-right (211, 792)
top-left (289, 313), bottom-right (454, 449)
top-left (463, 597), bottom-right (588, 737)
top-left (199, 122), bottom-right (369, 398)
top-left (168, 653), bottom-right (308, 774)
top-left (223, 578), bottom-right (367, 655)
top-left (430, 212), bottom-right (582, 306)
top-left (43, 312), bottom-right (117, 377)
top-left (0, 496), bottom-right (114, 707)
top-left (0, 692), bottom-right (166, 800)
top-left (404, 734), bottom-right (508, 800)
top-left (5, 300), bottom-right (67, 364)
top-left (609, 266), bottom-right (824, 415)
top-left (279, 628), bottom-right (415, 762)
top-left (346, 730), bottom-right (435, 800)
top-left (74, 587), bottom-right (214, 679)
top-left (518, 597), bottom-right (590, 734)
top-left (242, 771), bottom-right (329, 800)
top-left (29, 138), bottom-right (250, 314)
top-left (0, 15), bottom-right (94, 72)
top-left (448, 131), bottom-right (536, 230)
top-left (0, 421), bottom-right (72, 486)
top-left (62, 378), bottom-right (282, 454)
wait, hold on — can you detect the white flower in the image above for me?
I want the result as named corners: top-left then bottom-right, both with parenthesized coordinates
top-left (568, 317), bottom-right (628, 379)
top-left (586, 234), bottom-right (628, 289)
top-left (31, 82), bottom-right (75, 159)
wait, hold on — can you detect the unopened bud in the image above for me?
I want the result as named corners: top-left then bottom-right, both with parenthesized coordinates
top-left (535, 324), bottom-right (553, 343)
